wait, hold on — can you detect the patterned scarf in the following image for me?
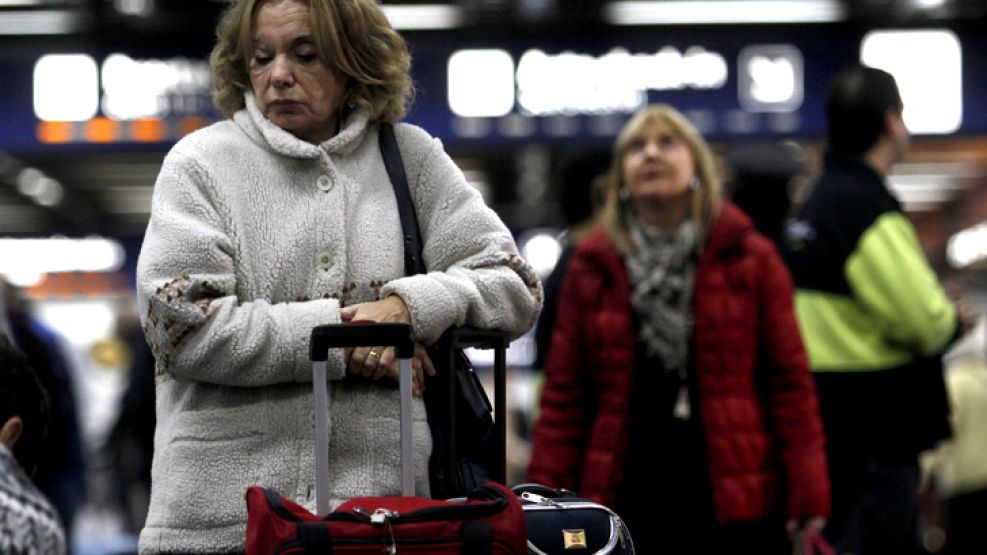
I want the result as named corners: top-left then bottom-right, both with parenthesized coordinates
top-left (625, 211), bottom-right (697, 381)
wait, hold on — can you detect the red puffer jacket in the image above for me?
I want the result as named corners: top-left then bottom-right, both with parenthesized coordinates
top-left (528, 202), bottom-right (829, 522)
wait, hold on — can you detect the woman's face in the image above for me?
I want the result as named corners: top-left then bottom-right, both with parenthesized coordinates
top-left (249, 0), bottom-right (349, 144)
top-left (621, 120), bottom-right (696, 209)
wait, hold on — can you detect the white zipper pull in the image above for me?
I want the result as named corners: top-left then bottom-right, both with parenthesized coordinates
top-left (520, 492), bottom-right (556, 506)
top-left (371, 508), bottom-right (397, 524)
top-left (353, 506), bottom-right (399, 525)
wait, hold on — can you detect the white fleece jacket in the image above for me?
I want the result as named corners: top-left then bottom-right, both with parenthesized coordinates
top-left (135, 93), bottom-right (542, 553)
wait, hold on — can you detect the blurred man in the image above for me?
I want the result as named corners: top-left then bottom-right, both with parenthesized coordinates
top-left (781, 65), bottom-right (974, 555)
top-left (0, 332), bottom-right (68, 554)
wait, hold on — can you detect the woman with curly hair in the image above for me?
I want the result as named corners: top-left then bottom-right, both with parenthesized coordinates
top-left (136, 1), bottom-right (542, 551)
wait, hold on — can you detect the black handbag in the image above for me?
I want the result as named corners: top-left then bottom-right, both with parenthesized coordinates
top-left (512, 483), bottom-right (636, 554)
top-left (379, 123), bottom-right (504, 499)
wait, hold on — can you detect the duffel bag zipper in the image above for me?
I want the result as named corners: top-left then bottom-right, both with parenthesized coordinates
top-left (353, 507), bottom-right (400, 523)
top-left (340, 497), bottom-right (502, 523)
top-left (263, 484), bottom-right (508, 525)
top-left (326, 485), bottom-right (508, 524)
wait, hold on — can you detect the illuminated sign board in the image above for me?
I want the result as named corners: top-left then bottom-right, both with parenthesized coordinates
top-left (100, 54), bottom-right (213, 120)
top-left (737, 44), bottom-right (804, 113)
top-left (515, 46), bottom-right (728, 116)
top-left (29, 52), bottom-right (217, 145)
top-left (2, 24), bottom-right (982, 151)
top-left (448, 46), bottom-right (730, 119)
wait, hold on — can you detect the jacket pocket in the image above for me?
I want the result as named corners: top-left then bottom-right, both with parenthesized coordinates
top-left (149, 407), bottom-right (266, 530)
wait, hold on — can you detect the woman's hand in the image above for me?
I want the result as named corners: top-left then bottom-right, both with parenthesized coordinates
top-left (946, 287), bottom-right (978, 338)
top-left (340, 296), bottom-right (435, 395)
top-left (786, 515), bottom-right (826, 538)
top-left (341, 294), bottom-right (412, 326)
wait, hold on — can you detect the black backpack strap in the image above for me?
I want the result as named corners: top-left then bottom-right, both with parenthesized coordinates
top-left (379, 122), bottom-right (426, 276)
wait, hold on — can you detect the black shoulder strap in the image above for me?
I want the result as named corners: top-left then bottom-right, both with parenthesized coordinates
top-left (379, 122), bottom-right (426, 276)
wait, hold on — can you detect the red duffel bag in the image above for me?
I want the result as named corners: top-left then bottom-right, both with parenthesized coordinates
top-left (245, 481), bottom-right (527, 554)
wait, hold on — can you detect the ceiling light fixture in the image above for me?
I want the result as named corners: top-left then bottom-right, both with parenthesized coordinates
top-left (604, 0), bottom-right (846, 25)
top-left (0, 9), bottom-right (88, 35)
top-left (382, 4), bottom-right (463, 30)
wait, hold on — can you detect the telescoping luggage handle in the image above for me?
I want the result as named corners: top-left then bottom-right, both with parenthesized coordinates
top-left (437, 328), bottom-right (511, 488)
top-left (310, 322), bottom-right (416, 516)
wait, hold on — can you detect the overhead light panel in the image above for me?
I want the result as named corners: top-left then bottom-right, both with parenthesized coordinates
top-left (0, 237), bottom-right (126, 287)
top-left (0, 9), bottom-right (88, 35)
top-left (860, 30), bottom-right (962, 135)
top-left (33, 54), bottom-right (99, 121)
top-left (382, 4), bottom-right (463, 30)
top-left (605, 0), bottom-right (846, 25)
top-left (448, 49), bottom-right (515, 117)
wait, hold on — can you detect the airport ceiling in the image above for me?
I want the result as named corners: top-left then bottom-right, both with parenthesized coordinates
top-left (1, 0), bottom-right (986, 238)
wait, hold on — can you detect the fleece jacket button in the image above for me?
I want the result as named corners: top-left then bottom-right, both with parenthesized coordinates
top-left (317, 252), bottom-right (332, 270)
top-left (317, 175), bottom-right (333, 192)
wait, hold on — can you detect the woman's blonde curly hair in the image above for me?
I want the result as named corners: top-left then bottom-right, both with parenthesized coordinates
top-left (210, 0), bottom-right (414, 123)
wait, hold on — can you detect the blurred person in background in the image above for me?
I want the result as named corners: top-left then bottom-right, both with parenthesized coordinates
top-left (0, 278), bottom-right (86, 547)
top-left (135, 0), bottom-right (541, 552)
top-left (527, 103), bottom-right (829, 554)
top-left (921, 318), bottom-right (987, 555)
top-left (724, 141), bottom-right (807, 247)
top-left (533, 150), bottom-right (610, 370)
top-left (104, 298), bottom-right (156, 535)
top-left (0, 332), bottom-right (68, 554)
top-left (780, 64), bottom-right (976, 555)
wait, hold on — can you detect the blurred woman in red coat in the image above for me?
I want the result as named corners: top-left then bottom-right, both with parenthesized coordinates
top-left (527, 104), bottom-right (830, 553)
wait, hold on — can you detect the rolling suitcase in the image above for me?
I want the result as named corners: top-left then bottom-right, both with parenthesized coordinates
top-left (245, 322), bottom-right (527, 554)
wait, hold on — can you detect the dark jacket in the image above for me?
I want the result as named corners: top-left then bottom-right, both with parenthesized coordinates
top-left (781, 151), bottom-right (956, 458)
top-left (528, 201), bottom-right (830, 523)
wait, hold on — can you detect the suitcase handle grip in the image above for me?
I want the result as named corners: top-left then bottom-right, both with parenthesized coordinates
top-left (310, 322), bottom-right (414, 360)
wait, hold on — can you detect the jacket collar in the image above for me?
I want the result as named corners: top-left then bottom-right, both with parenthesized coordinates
top-left (702, 201), bottom-right (754, 260)
top-left (584, 200), bottom-right (755, 268)
top-left (824, 149), bottom-right (901, 211)
top-left (234, 91), bottom-right (370, 159)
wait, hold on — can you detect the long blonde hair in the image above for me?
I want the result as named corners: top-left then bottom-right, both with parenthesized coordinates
top-left (599, 104), bottom-right (721, 255)
top-left (209, 0), bottom-right (414, 122)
